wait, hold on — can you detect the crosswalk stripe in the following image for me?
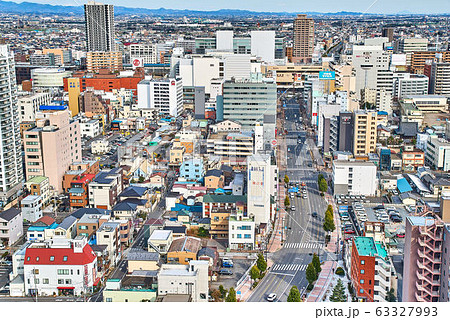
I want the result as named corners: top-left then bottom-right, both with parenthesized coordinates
top-left (284, 242), bottom-right (325, 249)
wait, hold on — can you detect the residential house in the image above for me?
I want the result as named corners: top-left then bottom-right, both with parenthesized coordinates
top-left (127, 248), bottom-right (159, 272)
top-left (167, 236), bottom-right (202, 265)
top-left (21, 195), bottom-right (43, 223)
top-left (204, 169), bottom-right (224, 190)
top-left (27, 216), bottom-right (57, 242)
top-left (89, 168), bottom-right (123, 210)
top-left (53, 215), bottom-right (77, 239)
top-left (148, 230), bottom-right (173, 255)
top-left (24, 176), bottom-right (50, 206)
top-left (180, 157), bottom-right (204, 181)
top-left (96, 221), bottom-right (121, 266)
top-left (103, 272), bottom-right (157, 302)
top-left (0, 208), bottom-right (23, 247)
top-left (69, 174), bottom-right (96, 209)
top-left (76, 213), bottom-right (109, 238)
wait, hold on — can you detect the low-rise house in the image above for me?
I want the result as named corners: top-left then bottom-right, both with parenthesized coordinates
top-left (76, 213), bottom-right (109, 238)
top-left (204, 169), bottom-right (224, 189)
top-left (88, 168), bottom-right (124, 210)
top-left (0, 208), bottom-right (23, 247)
top-left (27, 216), bottom-right (56, 243)
top-left (148, 230), bottom-right (173, 255)
top-left (96, 221), bottom-right (121, 266)
top-left (23, 236), bottom-right (98, 297)
top-left (164, 225), bottom-right (186, 239)
top-left (157, 260), bottom-right (209, 302)
top-left (69, 174), bottom-right (96, 209)
top-left (53, 215), bottom-right (77, 239)
top-left (167, 236), bottom-right (201, 265)
top-left (127, 248), bottom-right (160, 272)
top-left (21, 195), bottom-right (43, 223)
top-left (112, 201), bottom-right (141, 220)
top-left (149, 172), bottom-right (167, 188)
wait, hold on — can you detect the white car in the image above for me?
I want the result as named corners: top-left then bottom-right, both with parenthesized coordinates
top-left (267, 293), bottom-right (277, 302)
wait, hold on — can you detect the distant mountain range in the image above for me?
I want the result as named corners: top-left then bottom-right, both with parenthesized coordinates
top-left (0, 0), bottom-right (445, 17)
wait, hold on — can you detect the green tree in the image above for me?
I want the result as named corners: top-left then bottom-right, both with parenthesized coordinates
top-left (287, 285), bottom-right (301, 302)
top-left (323, 208), bottom-right (335, 233)
top-left (256, 253), bottom-right (267, 274)
top-left (312, 253), bottom-right (321, 274)
top-left (211, 289), bottom-right (222, 302)
top-left (329, 279), bottom-right (347, 302)
top-left (250, 265), bottom-right (260, 283)
top-left (284, 196), bottom-right (290, 207)
top-left (318, 177), bottom-right (328, 193)
top-left (226, 287), bottom-right (237, 302)
top-left (386, 288), bottom-right (397, 302)
top-left (306, 262), bottom-right (318, 285)
top-left (197, 227), bottom-right (209, 238)
top-left (284, 175), bottom-right (290, 184)
top-left (318, 174), bottom-right (324, 183)
top-left (219, 285), bottom-right (227, 299)
top-left (138, 176), bottom-right (145, 183)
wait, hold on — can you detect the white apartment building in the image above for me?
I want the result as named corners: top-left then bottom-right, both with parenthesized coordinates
top-left (251, 31), bottom-right (275, 64)
top-left (206, 132), bottom-right (254, 158)
top-left (137, 78), bottom-right (183, 117)
top-left (425, 136), bottom-right (450, 171)
top-left (88, 168), bottom-right (123, 210)
top-left (0, 45), bottom-right (23, 204)
top-left (128, 43), bottom-right (157, 64)
top-left (229, 211), bottom-right (255, 250)
top-left (23, 237), bottom-right (98, 296)
top-left (18, 93), bottom-right (52, 122)
top-left (247, 153), bottom-right (277, 226)
top-left (332, 160), bottom-right (377, 196)
top-left (157, 260), bottom-right (209, 302)
top-left (30, 68), bottom-right (71, 88)
top-left (80, 119), bottom-right (101, 138)
top-left (21, 195), bottom-right (42, 223)
top-left (91, 139), bottom-right (110, 155)
top-left (96, 221), bottom-right (121, 266)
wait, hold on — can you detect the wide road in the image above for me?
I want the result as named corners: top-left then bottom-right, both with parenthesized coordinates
top-left (247, 99), bottom-right (328, 302)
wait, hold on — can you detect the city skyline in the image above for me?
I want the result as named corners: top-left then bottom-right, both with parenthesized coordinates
top-left (6, 0), bottom-right (450, 15)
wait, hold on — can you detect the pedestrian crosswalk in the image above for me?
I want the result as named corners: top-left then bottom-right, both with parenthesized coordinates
top-left (283, 242), bottom-right (325, 249)
top-left (272, 264), bottom-right (307, 271)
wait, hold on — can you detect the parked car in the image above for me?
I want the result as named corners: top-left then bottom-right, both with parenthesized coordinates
top-left (222, 261), bottom-right (234, 268)
top-left (291, 206), bottom-right (296, 211)
top-left (219, 269), bottom-right (233, 275)
top-left (312, 212), bottom-right (318, 218)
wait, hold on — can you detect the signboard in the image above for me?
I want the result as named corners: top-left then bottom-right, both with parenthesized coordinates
top-left (319, 71), bottom-right (335, 80)
top-left (131, 57), bottom-right (143, 69)
top-left (271, 139), bottom-right (277, 147)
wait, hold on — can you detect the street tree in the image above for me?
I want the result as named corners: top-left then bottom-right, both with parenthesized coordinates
top-left (218, 285), bottom-right (227, 299)
top-left (329, 279), bottom-right (347, 302)
top-left (226, 287), bottom-right (237, 302)
top-left (323, 209), bottom-right (335, 233)
top-left (312, 253), bottom-right (321, 274)
top-left (284, 196), bottom-right (290, 207)
top-left (318, 177), bottom-right (328, 193)
top-left (284, 175), bottom-right (290, 184)
top-left (287, 285), bottom-right (301, 302)
top-left (306, 262), bottom-right (318, 284)
top-left (317, 174), bottom-right (324, 183)
top-left (250, 265), bottom-right (260, 283)
top-left (256, 253), bottom-right (267, 274)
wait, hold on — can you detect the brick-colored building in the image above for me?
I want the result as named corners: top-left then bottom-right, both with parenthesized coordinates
top-left (411, 51), bottom-right (450, 74)
top-left (62, 160), bottom-right (100, 193)
top-left (69, 174), bottom-right (96, 209)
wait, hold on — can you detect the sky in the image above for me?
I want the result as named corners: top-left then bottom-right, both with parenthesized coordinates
top-left (13, 0), bottom-right (450, 14)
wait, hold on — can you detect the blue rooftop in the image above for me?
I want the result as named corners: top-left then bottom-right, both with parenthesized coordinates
top-left (397, 178), bottom-right (413, 194)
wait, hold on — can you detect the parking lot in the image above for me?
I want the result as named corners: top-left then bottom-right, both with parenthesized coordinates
top-left (210, 258), bottom-right (255, 292)
top-left (0, 264), bottom-right (12, 292)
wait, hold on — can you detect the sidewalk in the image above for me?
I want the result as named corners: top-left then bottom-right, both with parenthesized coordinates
top-left (236, 259), bottom-right (275, 301)
top-left (306, 194), bottom-right (340, 302)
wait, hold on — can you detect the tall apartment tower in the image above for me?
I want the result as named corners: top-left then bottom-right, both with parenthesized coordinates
top-left (0, 45), bottom-right (23, 204)
top-left (293, 14), bottom-right (314, 63)
top-left (84, 1), bottom-right (115, 52)
top-left (352, 111), bottom-right (377, 156)
top-left (382, 27), bottom-right (394, 42)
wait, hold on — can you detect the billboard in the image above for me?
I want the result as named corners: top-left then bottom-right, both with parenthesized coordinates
top-left (131, 57), bottom-right (143, 69)
top-left (319, 71), bottom-right (335, 80)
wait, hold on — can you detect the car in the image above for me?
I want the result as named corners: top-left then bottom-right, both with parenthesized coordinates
top-left (303, 194), bottom-right (308, 199)
top-left (291, 206), bottom-right (296, 211)
top-left (396, 233), bottom-right (406, 238)
top-left (312, 212), bottom-right (318, 218)
top-left (266, 293), bottom-right (277, 302)
top-left (222, 261), bottom-right (234, 268)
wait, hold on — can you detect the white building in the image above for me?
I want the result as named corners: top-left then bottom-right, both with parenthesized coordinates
top-left (0, 45), bottom-right (23, 204)
top-left (251, 31), bottom-right (275, 64)
top-left (30, 68), bottom-right (71, 88)
top-left (216, 30), bottom-right (234, 51)
top-left (137, 78), bottom-right (183, 117)
top-left (18, 93), bottom-right (52, 122)
top-left (425, 136), bottom-right (450, 171)
top-left (157, 260), bottom-right (209, 302)
top-left (392, 73), bottom-right (429, 99)
top-left (229, 210), bottom-right (255, 250)
top-left (80, 119), bottom-right (101, 138)
top-left (21, 195), bottom-right (43, 223)
top-left (88, 168), bottom-right (123, 210)
top-left (0, 208), bottom-right (23, 247)
top-left (247, 153), bottom-right (277, 226)
top-left (91, 139), bottom-right (110, 155)
top-left (96, 221), bottom-right (121, 266)
top-left (23, 237), bottom-right (98, 296)
top-left (332, 160), bottom-right (377, 196)
top-left (128, 43), bottom-right (157, 64)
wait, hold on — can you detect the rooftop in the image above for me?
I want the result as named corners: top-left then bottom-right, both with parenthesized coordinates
top-left (354, 236), bottom-right (388, 259)
top-left (26, 176), bottom-right (48, 184)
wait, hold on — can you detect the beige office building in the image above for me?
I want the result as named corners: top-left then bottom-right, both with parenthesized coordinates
top-left (86, 51), bottom-right (122, 73)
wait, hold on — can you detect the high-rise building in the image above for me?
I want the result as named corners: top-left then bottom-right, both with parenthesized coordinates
top-left (292, 14), bottom-right (314, 63)
top-left (137, 78), bottom-right (183, 117)
top-left (86, 51), bottom-right (122, 73)
top-left (353, 111), bottom-right (378, 156)
top-left (426, 55), bottom-right (450, 96)
top-left (0, 45), bottom-right (23, 204)
top-left (382, 27), bottom-right (394, 42)
top-left (84, 1), bottom-right (115, 52)
top-left (222, 78), bottom-right (277, 130)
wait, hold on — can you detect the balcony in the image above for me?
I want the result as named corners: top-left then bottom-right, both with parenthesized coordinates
top-left (418, 237), bottom-right (442, 252)
top-left (419, 227), bottom-right (442, 241)
top-left (416, 270), bottom-right (440, 286)
top-left (415, 281), bottom-right (439, 297)
top-left (416, 260), bottom-right (441, 275)
top-left (417, 248), bottom-right (441, 264)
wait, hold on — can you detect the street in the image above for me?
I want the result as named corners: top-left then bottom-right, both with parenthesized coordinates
top-left (247, 99), bottom-right (327, 302)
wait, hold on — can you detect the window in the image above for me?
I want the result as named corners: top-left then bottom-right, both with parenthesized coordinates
top-left (244, 234), bottom-right (251, 239)
top-left (361, 260), bottom-right (365, 265)
top-left (63, 256), bottom-right (68, 262)
top-left (58, 279), bottom-right (64, 284)
top-left (57, 269), bottom-right (69, 275)
top-left (106, 298), bottom-right (112, 302)
top-left (237, 234), bottom-right (242, 239)
top-left (65, 279), bottom-right (72, 284)
top-left (360, 289), bottom-right (364, 294)
top-left (50, 256), bottom-right (54, 261)
top-left (360, 279), bottom-right (364, 284)
top-left (43, 278), bottom-right (49, 284)
top-left (36, 257), bottom-right (39, 262)
top-left (34, 279), bottom-right (39, 284)
top-left (361, 270), bottom-right (365, 274)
